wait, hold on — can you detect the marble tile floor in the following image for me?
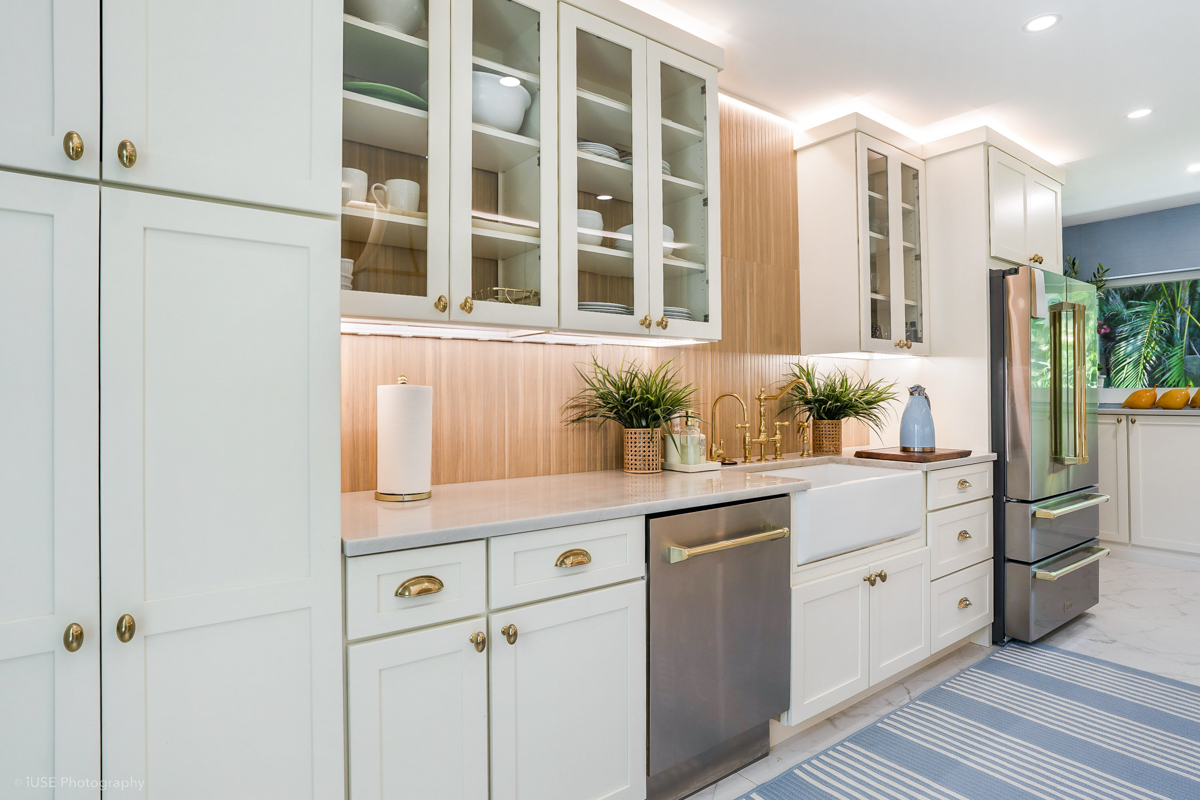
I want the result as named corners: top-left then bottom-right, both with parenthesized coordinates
top-left (685, 557), bottom-right (1198, 800)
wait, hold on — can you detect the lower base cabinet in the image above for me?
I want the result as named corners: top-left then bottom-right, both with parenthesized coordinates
top-left (929, 560), bottom-right (992, 654)
top-left (869, 548), bottom-right (931, 684)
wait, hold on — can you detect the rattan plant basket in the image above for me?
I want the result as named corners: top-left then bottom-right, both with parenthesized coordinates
top-left (811, 419), bottom-right (843, 455)
top-left (623, 428), bottom-right (662, 474)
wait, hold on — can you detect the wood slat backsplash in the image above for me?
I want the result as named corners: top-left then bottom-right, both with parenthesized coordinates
top-left (340, 96), bottom-right (869, 492)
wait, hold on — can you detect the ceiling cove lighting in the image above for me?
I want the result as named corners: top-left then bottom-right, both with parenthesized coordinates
top-left (1187, 164), bottom-right (1200, 173)
top-left (1022, 14), bottom-right (1062, 33)
top-left (1126, 109), bottom-right (1153, 119)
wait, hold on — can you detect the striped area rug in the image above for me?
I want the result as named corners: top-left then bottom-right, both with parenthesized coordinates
top-left (739, 642), bottom-right (1200, 800)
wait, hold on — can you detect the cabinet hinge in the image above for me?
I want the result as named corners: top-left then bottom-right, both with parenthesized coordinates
top-left (700, 85), bottom-right (707, 95)
top-left (702, 197), bottom-right (708, 207)
top-left (537, 155), bottom-right (541, 167)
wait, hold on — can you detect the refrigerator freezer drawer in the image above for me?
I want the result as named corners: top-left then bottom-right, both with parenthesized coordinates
top-left (1005, 490), bottom-right (1104, 563)
top-left (1005, 541), bottom-right (1105, 642)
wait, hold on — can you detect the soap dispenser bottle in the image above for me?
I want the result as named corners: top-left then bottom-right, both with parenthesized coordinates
top-left (681, 411), bottom-right (706, 465)
top-left (900, 385), bottom-right (935, 453)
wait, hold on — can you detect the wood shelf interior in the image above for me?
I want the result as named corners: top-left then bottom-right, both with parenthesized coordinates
top-left (342, 205), bottom-right (428, 250)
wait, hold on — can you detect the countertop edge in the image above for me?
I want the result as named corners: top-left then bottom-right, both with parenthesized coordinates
top-left (342, 479), bottom-right (807, 557)
top-left (1099, 406), bottom-right (1200, 417)
top-left (728, 451), bottom-right (998, 473)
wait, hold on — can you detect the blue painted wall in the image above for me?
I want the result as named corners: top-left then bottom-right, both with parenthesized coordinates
top-left (1063, 202), bottom-right (1200, 279)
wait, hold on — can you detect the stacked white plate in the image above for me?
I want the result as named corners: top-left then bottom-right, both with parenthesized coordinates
top-left (618, 156), bottom-right (671, 175)
top-left (578, 141), bottom-right (618, 160)
top-left (663, 306), bottom-right (694, 321)
top-left (579, 302), bottom-right (633, 315)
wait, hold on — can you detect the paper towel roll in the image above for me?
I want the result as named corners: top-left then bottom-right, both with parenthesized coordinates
top-left (376, 379), bottom-right (433, 499)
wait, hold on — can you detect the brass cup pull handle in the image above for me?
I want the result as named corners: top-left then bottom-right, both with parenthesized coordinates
top-left (434, 295), bottom-right (449, 313)
top-left (877, 569), bottom-right (888, 583)
top-left (501, 624), bottom-right (518, 645)
top-left (460, 297), bottom-right (474, 314)
top-left (63, 131), bottom-right (84, 161)
top-left (469, 631), bottom-right (486, 653)
top-left (64, 623), bottom-right (84, 652)
top-left (957, 530), bottom-right (973, 541)
top-left (640, 314), bottom-right (653, 329)
top-left (555, 548), bottom-right (592, 568)
top-left (957, 479), bottom-right (972, 490)
top-left (396, 575), bottom-right (445, 598)
top-left (117, 139), bottom-right (137, 168)
top-left (958, 597), bottom-right (973, 609)
top-left (863, 572), bottom-right (877, 587)
top-left (116, 614), bottom-right (136, 643)
top-left (656, 316), bottom-right (669, 330)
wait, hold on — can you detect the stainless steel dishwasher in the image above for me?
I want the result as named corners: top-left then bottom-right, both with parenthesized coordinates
top-left (647, 496), bottom-right (791, 800)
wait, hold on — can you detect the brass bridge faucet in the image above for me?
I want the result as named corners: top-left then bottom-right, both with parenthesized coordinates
top-left (750, 377), bottom-right (813, 462)
top-left (709, 393), bottom-right (751, 465)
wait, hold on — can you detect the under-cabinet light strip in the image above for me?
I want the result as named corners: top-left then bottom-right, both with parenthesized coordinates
top-left (340, 320), bottom-right (706, 348)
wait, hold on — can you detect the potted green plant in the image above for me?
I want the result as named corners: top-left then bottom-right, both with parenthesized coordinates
top-left (563, 357), bottom-right (698, 473)
top-left (781, 363), bottom-right (898, 455)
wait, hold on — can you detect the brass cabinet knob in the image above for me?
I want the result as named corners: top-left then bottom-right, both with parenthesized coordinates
top-left (555, 548), bottom-right (592, 568)
top-left (639, 314), bottom-right (652, 329)
top-left (460, 296), bottom-right (473, 314)
top-left (958, 597), bottom-right (973, 609)
top-left (863, 572), bottom-right (877, 587)
top-left (63, 623), bottom-right (84, 652)
top-left (906, 340), bottom-right (913, 349)
top-left (895, 340), bottom-right (905, 348)
top-left (656, 316), bottom-right (669, 330)
top-left (469, 631), bottom-right (486, 653)
top-left (957, 479), bottom-right (972, 489)
top-left (396, 575), bottom-right (444, 598)
top-left (1029, 254), bottom-right (1044, 264)
top-left (1117, 416), bottom-right (1123, 424)
top-left (877, 569), bottom-right (888, 583)
top-left (501, 624), bottom-right (518, 645)
top-left (117, 140), bottom-right (137, 168)
top-left (434, 295), bottom-right (449, 313)
top-left (116, 614), bottom-right (136, 643)
top-left (63, 131), bottom-right (84, 161)
top-left (1131, 417), bottom-right (1137, 424)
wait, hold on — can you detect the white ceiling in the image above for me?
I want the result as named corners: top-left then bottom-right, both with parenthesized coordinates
top-left (632, 0), bottom-right (1200, 225)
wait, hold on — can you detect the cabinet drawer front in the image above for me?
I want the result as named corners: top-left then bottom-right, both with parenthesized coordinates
top-left (346, 541), bottom-right (486, 641)
top-left (927, 463), bottom-right (993, 511)
top-left (930, 560), bottom-right (992, 654)
top-left (929, 499), bottom-right (993, 579)
top-left (489, 517), bottom-right (645, 609)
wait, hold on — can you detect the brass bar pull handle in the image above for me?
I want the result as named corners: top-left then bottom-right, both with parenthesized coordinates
top-left (958, 597), bottom-right (973, 609)
top-left (64, 623), bottom-right (84, 652)
top-left (501, 624), bottom-right (518, 645)
top-left (877, 569), bottom-right (888, 583)
top-left (469, 631), bottom-right (486, 653)
top-left (957, 479), bottom-right (972, 490)
top-left (555, 548), bottom-right (592, 568)
top-left (117, 140), bottom-right (137, 168)
top-left (863, 572), bottom-right (877, 587)
top-left (1073, 298), bottom-right (1089, 464)
top-left (666, 526), bottom-right (790, 564)
top-left (1034, 546), bottom-right (1110, 581)
top-left (116, 614), bottom-right (136, 643)
top-left (63, 131), bottom-right (84, 160)
top-left (395, 575), bottom-right (445, 598)
top-left (957, 530), bottom-right (973, 541)
top-left (1032, 493), bottom-right (1109, 520)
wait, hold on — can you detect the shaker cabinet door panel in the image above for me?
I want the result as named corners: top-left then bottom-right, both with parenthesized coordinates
top-left (0, 172), bottom-right (101, 794)
top-left (0, 0), bottom-right (100, 178)
top-left (489, 581), bottom-right (646, 800)
top-left (1128, 417), bottom-right (1200, 554)
top-left (1026, 172), bottom-right (1062, 273)
top-left (1097, 415), bottom-right (1129, 544)
top-left (869, 548), bottom-right (930, 684)
top-left (102, 0), bottom-right (341, 213)
top-left (100, 188), bottom-right (344, 798)
top-left (989, 148), bottom-right (1028, 265)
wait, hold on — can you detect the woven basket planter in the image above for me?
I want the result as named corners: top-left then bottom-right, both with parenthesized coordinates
top-left (623, 428), bottom-right (662, 474)
top-left (811, 419), bottom-right (843, 455)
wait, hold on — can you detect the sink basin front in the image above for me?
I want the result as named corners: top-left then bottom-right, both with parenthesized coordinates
top-left (764, 464), bottom-right (924, 565)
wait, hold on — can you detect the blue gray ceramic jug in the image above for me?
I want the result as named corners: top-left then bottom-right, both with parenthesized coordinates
top-left (900, 385), bottom-right (936, 452)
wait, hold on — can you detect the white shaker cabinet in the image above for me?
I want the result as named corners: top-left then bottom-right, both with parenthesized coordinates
top-left (988, 147), bottom-right (1062, 272)
top-left (1128, 416), bottom-right (1200, 554)
top-left (347, 619), bottom-right (489, 800)
top-left (0, 0), bottom-right (100, 179)
top-left (489, 581), bottom-right (647, 800)
top-left (101, 0), bottom-right (341, 214)
top-left (1098, 414), bottom-right (1130, 544)
top-left (868, 548), bottom-right (931, 684)
top-left (99, 188), bottom-right (344, 798)
top-left (0, 172), bottom-right (100, 793)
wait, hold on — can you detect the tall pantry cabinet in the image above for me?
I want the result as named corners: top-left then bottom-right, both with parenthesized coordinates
top-left (0, 1), bottom-right (345, 797)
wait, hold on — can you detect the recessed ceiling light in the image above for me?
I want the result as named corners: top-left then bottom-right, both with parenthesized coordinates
top-left (1022, 13), bottom-right (1062, 32)
top-left (1188, 164), bottom-right (1200, 174)
top-left (596, 195), bottom-right (613, 201)
top-left (498, 76), bottom-right (521, 88)
top-left (1126, 108), bottom-right (1152, 119)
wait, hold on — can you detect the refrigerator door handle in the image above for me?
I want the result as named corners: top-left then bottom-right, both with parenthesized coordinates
top-left (1033, 545), bottom-right (1110, 581)
top-left (1032, 492), bottom-right (1110, 519)
top-left (1049, 301), bottom-right (1090, 466)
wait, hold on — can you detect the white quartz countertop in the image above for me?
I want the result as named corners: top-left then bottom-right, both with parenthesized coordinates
top-left (1099, 404), bottom-right (1200, 417)
top-left (342, 469), bottom-right (808, 556)
top-left (725, 448), bottom-right (997, 473)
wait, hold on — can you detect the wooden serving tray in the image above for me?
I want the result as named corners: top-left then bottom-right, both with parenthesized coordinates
top-left (854, 447), bottom-right (972, 463)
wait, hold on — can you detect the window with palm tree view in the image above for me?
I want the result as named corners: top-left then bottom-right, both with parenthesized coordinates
top-left (1097, 277), bottom-right (1200, 389)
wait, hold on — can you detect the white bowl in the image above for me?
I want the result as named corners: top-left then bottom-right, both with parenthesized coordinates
top-left (577, 210), bottom-right (604, 246)
top-left (347, 0), bottom-right (425, 35)
top-left (662, 225), bottom-right (675, 257)
top-left (615, 224), bottom-right (674, 256)
top-left (472, 72), bottom-right (531, 134)
top-left (518, 90), bottom-right (540, 139)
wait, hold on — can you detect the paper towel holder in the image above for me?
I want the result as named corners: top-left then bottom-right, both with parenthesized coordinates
top-left (375, 374), bottom-right (432, 502)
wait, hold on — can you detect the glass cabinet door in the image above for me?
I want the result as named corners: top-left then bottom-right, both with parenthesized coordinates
top-left (899, 161), bottom-right (928, 354)
top-left (862, 144), bottom-right (893, 348)
top-left (449, 0), bottom-right (557, 326)
top-left (647, 43), bottom-right (719, 339)
top-left (558, 6), bottom-right (649, 335)
top-left (340, 2), bottom-right (451, 321)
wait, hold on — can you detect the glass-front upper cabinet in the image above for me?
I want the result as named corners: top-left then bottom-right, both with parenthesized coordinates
top-left (339, 1), bottom-right (451, 322)
top-left (856, 133), bottom-right (928, 355)
top-left (558, 7), bottom-right (649, 336)
top-left (647, 43), bottom-right (719, 339)
top-left (449, 0), bottom-right (558, 326)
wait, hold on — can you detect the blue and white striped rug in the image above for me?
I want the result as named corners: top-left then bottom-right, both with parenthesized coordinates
top-left (739, 642), bottom-right (1200, 800)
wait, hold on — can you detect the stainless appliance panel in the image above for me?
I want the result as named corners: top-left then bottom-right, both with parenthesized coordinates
top-left (1003, 268), bottom-right (1099, 501)
top-left (1004, 488), bottom-right (1105, 563)
top-left (1006, 540), bottom-right (1106, 641)
top-left (648, 497), bottom-right (791, 800)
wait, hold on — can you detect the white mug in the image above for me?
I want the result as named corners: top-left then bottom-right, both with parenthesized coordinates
top-left (342, 168), bottom-right (368, 204)
top-left (371, 179), bottom-right (421, 213)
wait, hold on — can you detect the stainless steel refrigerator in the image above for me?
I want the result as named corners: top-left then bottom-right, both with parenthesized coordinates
top-left (989, 266), bottom-right (1110, 643)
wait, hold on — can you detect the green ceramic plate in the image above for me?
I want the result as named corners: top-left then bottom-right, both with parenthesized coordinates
top-left (343, 81), bottom-right (429, 112)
